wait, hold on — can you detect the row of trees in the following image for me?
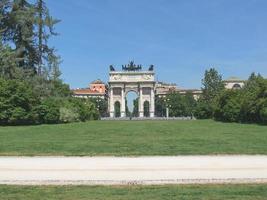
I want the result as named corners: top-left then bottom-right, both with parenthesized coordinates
top-left (0, 78), bottom-right (99, 125)
top-left (196, 69), bottom-right (267, 124)
top-left (153, 68), bottom-right (267, 125)
top-left (155, 93), bottom-right (196, 117)
top-left (0, 0), bottom-right (101, 125)
top-left (121, 94), bottom-right (196, 118)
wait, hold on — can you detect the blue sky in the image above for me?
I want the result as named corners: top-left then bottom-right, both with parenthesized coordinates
top-left (47, 0), bottom-right (267, 89)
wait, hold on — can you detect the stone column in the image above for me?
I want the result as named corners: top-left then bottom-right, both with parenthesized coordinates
top-left (109, 87), bottom-right (114, 118)
top-left (139, 87), bottom-right (144, 117)
top-left (150, 87), bottom-right (155, 118)
top-left (121, 87), bottom-right (126, 117)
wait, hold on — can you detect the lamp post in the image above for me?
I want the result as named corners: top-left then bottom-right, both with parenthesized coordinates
top-left (164, 98), bottom-right (170, 118)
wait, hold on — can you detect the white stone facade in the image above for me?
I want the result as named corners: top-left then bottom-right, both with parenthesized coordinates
top-left (109, 71), bottom-right (155, 118)
top-left (224, 81), bottom-right (245, 89)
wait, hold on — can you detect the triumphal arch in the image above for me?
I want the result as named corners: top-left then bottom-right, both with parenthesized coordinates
top-left (108, 61), bottom-right (155, 118)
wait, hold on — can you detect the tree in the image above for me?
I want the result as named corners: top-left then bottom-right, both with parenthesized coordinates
top-left (259, 101), bottom-right (267, 124)
top-left (202, 68), bottom-right (225, 102)
top-left (34, 0), bottom-right (61, 77)
top-left (4, 0), bottom-right (37, 72)
top-left (184, 92), bottom-right (197, 117)
top-left (0, 43), bottom-right (19, 79)
top-left (132, 98), bottom-right (139, 117)
top-left (214, 90), bottom-right (242, 122)
top-left (197, 68), bottom-right (225, 119)
top-left (0, 0), bottom-right (11, 36)
top-left (167, 92), bottom-right (185, 117)
top-left (211, 72), bottom-right (267, 124)
top-left (155, 96), bottom-right (166, 117)
top-left (240, 73), bottom-right (267, 123)
top-left (1, 0), bottom-right (61, 79)
top-left (67, 98), bottom-right (99, 121)
top-left (90, 97), bottom-right (108, 118)
top-left (34, 97), bottom-right (60, 124)
top-left (0, 1), bottom-right (75, 125)
top-left (0, 78), bottom-right (40, 125)
top-left (59, 107), bottom-right (79, 123)
top-left (125, 99), bottom-right (130, 117)
top-left (194, 98), bottom-right (213, 119)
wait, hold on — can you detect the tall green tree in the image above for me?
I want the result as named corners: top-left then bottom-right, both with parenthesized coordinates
top-left (196, 68), bottom-right (225, 119)
top-left (0, 78), bottom-right (40, 125)
top-left (184, 92), bottom-right (197, 116)
top-left (0, 43), bottom-right (18, 79)
top-left (167, 92), bottom-right (185, 117)
top-left (214, 90), bottom-right (242, 122)
top-left (202, 68), bottom-right (225, 102)
top-left (132, 98), bottom-right (139, 117)
top-left (6, 0), bottom-right (37, 71)
top-left (0, 0), bottom-right (61, 79)
top-left (34, 0), bottom-right (60, 78)
top-left (155, 96), bottom-right (166, 117)
top-left (240, 73), bottom-right (267, 123)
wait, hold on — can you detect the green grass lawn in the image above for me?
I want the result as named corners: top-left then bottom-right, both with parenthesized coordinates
top-left (0, 120), bottom-right (266, 156)
top-left (1, 184), bottom-right (267, 200)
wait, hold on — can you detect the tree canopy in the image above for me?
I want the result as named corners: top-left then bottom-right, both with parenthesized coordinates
top-left (0, 0), bottom-right (101, 125)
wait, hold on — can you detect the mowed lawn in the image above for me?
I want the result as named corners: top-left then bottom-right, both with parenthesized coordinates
top-left (1, 184), bottom-right (267, 200)
top-left (0, 120), bottom-right (266, 156)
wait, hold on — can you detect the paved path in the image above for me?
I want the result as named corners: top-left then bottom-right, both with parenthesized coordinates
top-left (1, 156), bottom-right (267, 185)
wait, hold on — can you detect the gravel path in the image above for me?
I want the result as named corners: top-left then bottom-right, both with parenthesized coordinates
top-left (1, 156), bottom-right (267, 185)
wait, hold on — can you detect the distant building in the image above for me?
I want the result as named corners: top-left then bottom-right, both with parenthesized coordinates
top-left (178, 89), bottom-right (202, 100)
top-left (155, 81), bottom-right (202, 100)
top-left (72, 76), bottom-right (246, 102)
top-left (154, 77), bottom-right (246, 100)
top-left (155, 82), bottom-right (177, 98)
top-left (72, 79), bottom-right (106, 99)
top-left (223, 77), bottom-right (246, 89)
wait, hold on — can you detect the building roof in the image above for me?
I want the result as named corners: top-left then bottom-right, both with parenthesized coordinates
top-left (91, 79), bottom-right (105, 84)
top-left (179, 89), bottom-right (202, 94)
top-left (224, 77), bottom-right (245, 82)
top-left (72, 88), bottom-right (105, 95)
top-left (156, 81), bottom-right (177, 86)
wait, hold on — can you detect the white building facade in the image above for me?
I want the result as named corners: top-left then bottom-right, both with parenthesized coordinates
top-left (224, 77), bottom-right (246, 89)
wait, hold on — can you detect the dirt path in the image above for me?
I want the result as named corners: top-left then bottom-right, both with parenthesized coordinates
top-left (1, 156), bottom-right (267, 185)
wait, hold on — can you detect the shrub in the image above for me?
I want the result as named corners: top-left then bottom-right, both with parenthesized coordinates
top-left (8, 107), bottom-right (29, 125)
top-left (59, 107), bottom-right (79, 123)
top-left (240, 74), bottom-right (267, 123)
top-left (0, 78), bottom-right (40, 125)
top-left (214, 90), bottom-right (241, 122)
top-left (72, 99), bottom-right (99, 121)
top-left (194, 98), bottom-right (213, 119)
top-left (260, 106), bottom-right (267, 124)
top-left (58, 98), bottom-right (99, 123)
top-left (34, 98), bottom-right (60, 124)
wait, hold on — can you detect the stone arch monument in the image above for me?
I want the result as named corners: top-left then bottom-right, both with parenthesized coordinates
top-left (108, 61), bottom-right (155, 118)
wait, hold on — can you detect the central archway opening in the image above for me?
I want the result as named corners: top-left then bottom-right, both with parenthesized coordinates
top-left (126, 91), bottom-right (139, 117)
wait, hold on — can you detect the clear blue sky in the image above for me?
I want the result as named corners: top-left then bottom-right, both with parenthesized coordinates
top-left (47, 0), bottom-right (267, 89)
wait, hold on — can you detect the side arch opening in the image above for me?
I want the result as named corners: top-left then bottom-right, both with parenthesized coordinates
top-left (114, 101), bottom-right (121, 118)
top-left (143, 101), bottom-right (150, 117)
